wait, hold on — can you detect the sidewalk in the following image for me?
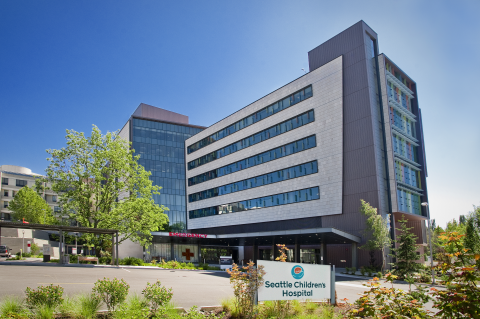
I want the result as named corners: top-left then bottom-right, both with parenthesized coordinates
top-left (0, 259), bottom-right (227, 272)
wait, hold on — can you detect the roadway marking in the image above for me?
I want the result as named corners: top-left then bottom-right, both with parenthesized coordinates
top-left (336, 282), bottom-right (366, 289)
top-left (122, 268), bottom-right (131, 272)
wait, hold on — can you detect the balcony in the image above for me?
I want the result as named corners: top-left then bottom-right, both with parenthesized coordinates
top-left (386, 70), bottom-right (414, 98)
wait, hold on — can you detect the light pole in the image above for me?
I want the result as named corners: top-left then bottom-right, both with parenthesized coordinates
top-left (421, 202), bottom-right (435, 285)
top-left (22, 230), bottom-right (25, 258)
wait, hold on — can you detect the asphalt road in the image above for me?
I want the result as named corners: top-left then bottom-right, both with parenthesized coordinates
top-left (0, 264), bottom-right (435, 310)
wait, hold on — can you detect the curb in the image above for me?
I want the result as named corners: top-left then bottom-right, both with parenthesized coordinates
top-left (0, 261), bottom-right (228, 273)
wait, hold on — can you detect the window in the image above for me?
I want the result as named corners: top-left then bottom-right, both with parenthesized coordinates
top-left (188, 135), bottom-right (317, 186)
top-left (16, 180), bottom-right (27, 187)
top-left (188, 110), bottom-right (315, 170)
top-left (1, 178), bottom-right (7, 185)
top-left (54, 206), bottom-right (61, 213)
top-left (52, 195), bottom-right (57, 202)
top-left (187, 85), bottom-right (313, 154)
top-left (3, 190), bottom-right (8, 197)
top-left (189, 161), bottom-right (318, 203)
top-left (12, 191), bottom-right (16, 197)
top-left (189, 186), bottom-right (320, 219)
top-left (3, 202), bottom-right (8, 208)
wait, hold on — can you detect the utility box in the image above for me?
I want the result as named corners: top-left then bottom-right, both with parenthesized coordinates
top-left (63, 255), bottom-right (70, 264)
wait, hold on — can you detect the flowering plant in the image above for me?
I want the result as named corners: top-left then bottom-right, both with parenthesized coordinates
top-left (25, 284), bottom-right (64, 309)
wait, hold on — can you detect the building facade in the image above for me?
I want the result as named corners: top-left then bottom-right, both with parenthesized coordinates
top-left (0, 165), bottom-right (62, 222)
top-left (121, 21), bottom-right (429, 268)
top-left (180, 21), bottom-right (429, 267)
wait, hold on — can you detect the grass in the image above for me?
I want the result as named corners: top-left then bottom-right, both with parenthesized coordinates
top-left (0, 296), bottom-right (29, 318)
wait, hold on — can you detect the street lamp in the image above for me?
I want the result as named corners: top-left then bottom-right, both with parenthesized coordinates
top-left (421, 202), bottom-right (435, 285)
top-left (22, 230), bottom-right (25, 258)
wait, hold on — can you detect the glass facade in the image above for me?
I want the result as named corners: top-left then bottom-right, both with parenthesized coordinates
top-left (397, 188), bottom-right (421, 215)
top-left (188, 110), bottom-right (315, 170)
top-left (188, 135), bottom-right (317, 186)
top-left (187, 85), bottom-right (313, 154)
top-left (394, 160), bottom-right (421, 189)
top-left (189, 161), bottom-right (318, 203)
top-left (392, 134), bottom-right (418, 163)
top-left (132, 118), bottom-right (204, 230)
top-left (189, 186), bottom-right (320, 219)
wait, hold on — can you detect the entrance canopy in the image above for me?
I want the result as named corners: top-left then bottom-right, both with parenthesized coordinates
top-left (152, 227), bottom-right (360, 246)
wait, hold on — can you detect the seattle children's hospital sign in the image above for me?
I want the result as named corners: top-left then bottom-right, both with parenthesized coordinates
top-left (257, 260), bottom-right (334, 301)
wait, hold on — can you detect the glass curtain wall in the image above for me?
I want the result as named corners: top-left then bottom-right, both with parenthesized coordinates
top-left (132, 118), bottom-right (203, 231)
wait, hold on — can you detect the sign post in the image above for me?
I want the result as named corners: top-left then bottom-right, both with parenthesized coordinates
top-left (257, 260), bottom-right (334, 302)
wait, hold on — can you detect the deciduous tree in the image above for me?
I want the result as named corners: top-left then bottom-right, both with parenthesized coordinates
top-left (45, 125), bottom-right (169, 255)
top-left (8, 186), bottom-right (56, 224)
top-left (359, 200), bottom-right (391, 271)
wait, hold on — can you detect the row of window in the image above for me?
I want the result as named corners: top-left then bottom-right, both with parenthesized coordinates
top-left (189, 186), bottom-right (320, 219)
top-left (188, 135), bottom-right (317, 186)
top-left (389, 108), bottom-right (415, 138)
top-left (394, 161), bottom-right (421, 189)
top-left (1, 178), bottom-right (28, 187)
top-left (189, 161), bottom-right (318, 203)
top-left (392, 134), bottom-right (418, 163)
top-left (188, 110), bottom-right (315, 170)
top-left (187, 86), bottom-right (313, 154)
top-left (397, 188), bottom-right (421, 216)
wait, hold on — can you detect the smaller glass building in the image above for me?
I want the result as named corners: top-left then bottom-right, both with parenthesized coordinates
top-left (119, 104), bottom-right (205, 232)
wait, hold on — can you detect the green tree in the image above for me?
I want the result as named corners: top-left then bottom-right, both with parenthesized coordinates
top-left (391, 216), bottom-right (420, 279)
top-left (465, 206), bottom-right (480, 255)
top-left (8, 186), bottom-right (57, 224)
top-left (359, 200), bottom-right (392, 271)
top-left (45, 125), bottom-right (169, 255)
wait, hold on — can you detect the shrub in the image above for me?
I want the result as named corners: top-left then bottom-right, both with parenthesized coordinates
top-left (227, 261), bottom-right (266, 319)
top-left (99, 256), bottom-right (112, 264)
top-left (25, 284), bottom-right (64, 309)
top-left (113, 294), bottom-right (149, 319)
top-left (360, 266), bottom-right (366, 276)
top-left (69, 254), bottom-right (78, 263)
top-left (350, 267), bottom-right (357, 275)
top-left (120, 257), bottom-right (143, 266)
top-left (430, 232), bottom-right (480, 317)
top-left (30, 243), bottom-right (40, 255)
top-left (78, 293), bottom-right (102, 319)
top-left (92, 277), bottom-right (130, 312)
top-left (376, 271), bottom-right (383, 279)
top-left (345, 267), bottom-right (350, 274)
top-left (142, 280), bottom-right (173, 314)
top-left (347, 274), bottom-right (432, 318)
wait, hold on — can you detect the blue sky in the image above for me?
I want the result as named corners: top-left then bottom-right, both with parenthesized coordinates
top-left (1, 0), bottom-right (479, 227)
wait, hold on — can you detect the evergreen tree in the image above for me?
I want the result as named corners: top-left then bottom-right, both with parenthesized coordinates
top-left (392, 216), bottom-right (420, 279)
top-left (465, 206), bottom-right (480, 254)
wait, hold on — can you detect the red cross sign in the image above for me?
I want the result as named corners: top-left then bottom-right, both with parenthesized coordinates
top-left (182, 249), bottom-right (194, 261)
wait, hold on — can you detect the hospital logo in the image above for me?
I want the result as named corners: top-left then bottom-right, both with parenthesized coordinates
top-left (291, 265), bottom-right (304, 279)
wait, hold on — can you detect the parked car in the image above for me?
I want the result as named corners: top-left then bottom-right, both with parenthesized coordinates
top-left (0, 245), bottom-right (12, 257)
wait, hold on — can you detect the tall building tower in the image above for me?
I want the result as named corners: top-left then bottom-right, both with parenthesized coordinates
top-left (119, 104), bottom-right (205, 232)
